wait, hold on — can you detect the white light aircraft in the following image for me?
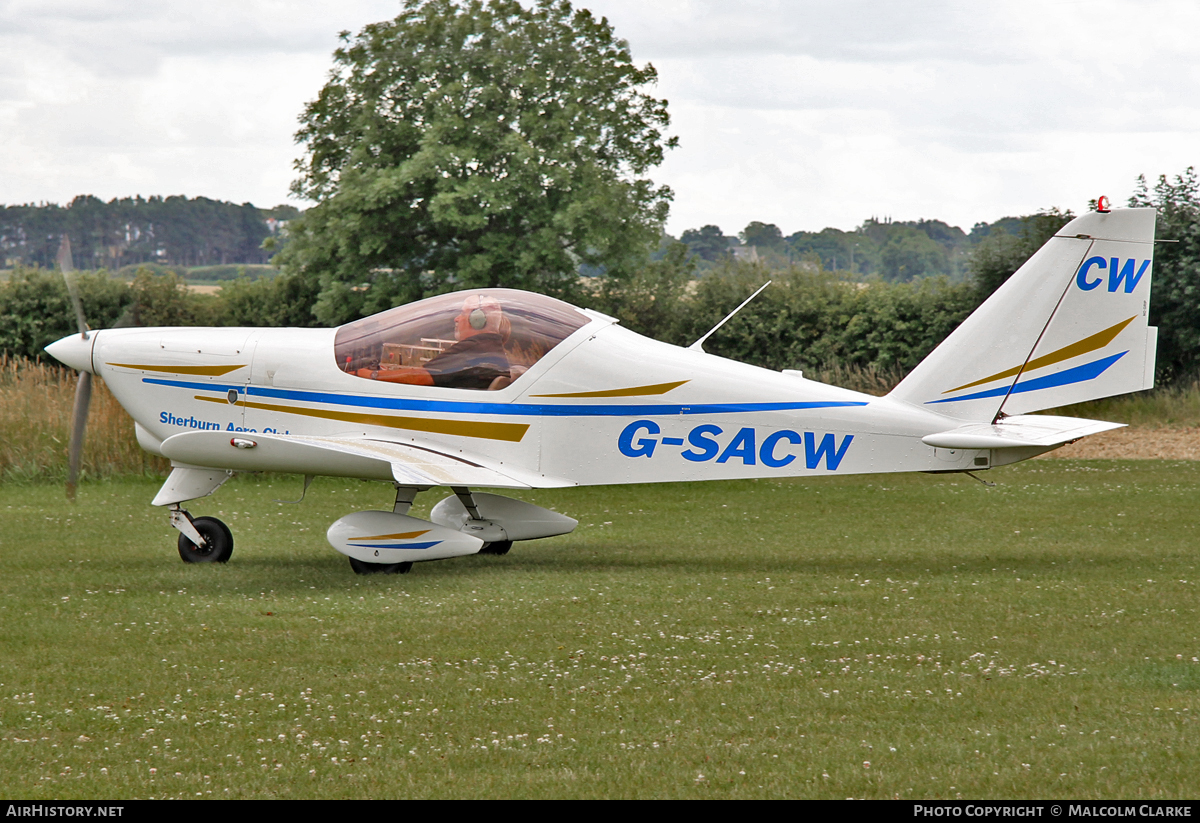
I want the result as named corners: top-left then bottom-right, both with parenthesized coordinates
top-left (46, 204), bottom-right (1157, 574)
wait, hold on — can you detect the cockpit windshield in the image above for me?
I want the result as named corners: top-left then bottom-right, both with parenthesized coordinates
top-left (334, 289), bottom-right (590, 391)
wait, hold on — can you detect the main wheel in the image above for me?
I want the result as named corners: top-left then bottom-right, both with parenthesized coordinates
top-left (479, 540), bottom-right (513, 556)
top-left (348, 557), bottom-right (413, 575)
top-left (177, 516), bottom-right (234, 564)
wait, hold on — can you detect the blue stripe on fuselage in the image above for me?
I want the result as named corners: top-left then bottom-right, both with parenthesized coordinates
top-left (140, 377), bottom-right (869, 417)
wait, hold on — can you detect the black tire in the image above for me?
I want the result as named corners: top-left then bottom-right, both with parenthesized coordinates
top-left (479, 540), bottom-right (513, 556)
top-left (348, 557), bottom-right (413, 575)
top-left (177, 516), bottom-right (234, 564)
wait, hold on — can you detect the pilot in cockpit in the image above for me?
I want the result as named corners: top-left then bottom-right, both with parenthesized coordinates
top-left (359, 294), bottom-right (512, 389)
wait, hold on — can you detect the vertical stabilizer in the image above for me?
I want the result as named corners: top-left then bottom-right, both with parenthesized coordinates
top-left (888, 208), bottom-right (1157, 421)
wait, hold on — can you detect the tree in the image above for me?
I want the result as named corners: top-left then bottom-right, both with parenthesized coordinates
top-left (740, 221), bottom-right (784, 251)
top-left (905, 218), bottom-right (966, 251)
top-left (680, 225), bottom-right (730, 262)
top-left (128, 268), bottom-right (218, 327)
top-left (219, 274), bottom-right (323, 328)
top-left (587, 241), bottom-right (696, 343)
top-left (879, 226), bottom-right (947, 282)
top-left (0, 196), bottom-right (276, 270)
top-left (967, 209), bottom-right (1072, 300)
top-left (1129, 168), bottom-right (1200, 382)
top-left (0, 268), bottom-right (131, 361)
top-left (279, 0), bottom-right (676, 325)
top-left (787, 227), bottom-right (876, 276)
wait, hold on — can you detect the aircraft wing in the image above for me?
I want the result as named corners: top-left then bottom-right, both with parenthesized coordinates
top-left (159, 430), bottom-right (572, 489)
top-left (921, 414), bottom-right (1124, 450)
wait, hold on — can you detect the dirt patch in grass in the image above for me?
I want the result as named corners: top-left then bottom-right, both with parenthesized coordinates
top-left (1043, 426), bottom-right (1200, 460)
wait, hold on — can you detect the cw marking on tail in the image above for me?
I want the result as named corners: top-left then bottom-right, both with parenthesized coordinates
top-left (1076, 257), bottom-right (1151, 293)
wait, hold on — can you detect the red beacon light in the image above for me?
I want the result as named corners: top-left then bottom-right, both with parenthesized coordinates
top-left (1096, 195), bottom-right (1112, 213)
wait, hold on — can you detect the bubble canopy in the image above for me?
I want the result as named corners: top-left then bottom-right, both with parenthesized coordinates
top-left (334, 290), bottom-right (591, 391)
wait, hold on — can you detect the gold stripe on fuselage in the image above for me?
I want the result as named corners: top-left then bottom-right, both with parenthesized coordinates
top-left (531, 380), bottom-right (689, 398)
top-left (109, 362), bottom-right (248, 376)
top-left (193, 396), bottom-right (529, 442)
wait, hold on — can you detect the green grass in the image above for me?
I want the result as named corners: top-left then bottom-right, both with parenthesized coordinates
top-left (2, 462), bottom-right (1199, 799)
top-left (1050, 382), bottom-right (1200, 429)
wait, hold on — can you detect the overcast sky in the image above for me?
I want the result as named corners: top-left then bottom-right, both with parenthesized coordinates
top-left (2, 0), bottom-right (1197, 236)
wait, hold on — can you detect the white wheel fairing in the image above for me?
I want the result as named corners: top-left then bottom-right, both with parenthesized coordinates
top-left (326, 511), bottom-right (483, 564)
top-left (430, 492), bottom-right (577, 541)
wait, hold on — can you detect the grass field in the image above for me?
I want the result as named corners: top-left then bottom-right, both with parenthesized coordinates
top-left (2, 463), bottom-right (1199, 799)
top-left (0, 357), bottom-right (169, 483)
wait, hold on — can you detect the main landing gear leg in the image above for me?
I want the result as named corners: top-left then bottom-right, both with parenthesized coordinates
top-left (392, 484), bottom-right (425, 515)
top-left (450, 486), bottom-right (513, 556)
top-left (170, 505), bottom-right (234, 564)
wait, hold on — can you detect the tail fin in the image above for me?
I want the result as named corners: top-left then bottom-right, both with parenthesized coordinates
top-left (889, 208), bottom-right (1157, 421)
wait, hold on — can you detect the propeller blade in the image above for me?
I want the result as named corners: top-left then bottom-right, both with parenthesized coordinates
top-left (58, 234), bottom-right (92, 501)
top-left (66, 370), bottom-right (92, 502)
top-left (58, 235), bottom-right (89, 339)
top-left (110, 301), bottom-right (136, 330)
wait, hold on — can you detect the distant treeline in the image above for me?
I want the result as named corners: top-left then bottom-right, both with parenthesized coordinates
top-left (675, 214), bottom-right (1037, 283)
top-left (0, 195), bottom-right (301, 270)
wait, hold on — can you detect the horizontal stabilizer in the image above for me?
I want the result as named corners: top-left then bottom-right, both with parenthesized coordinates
top-left (921, 415), bottom-right (1124, 450)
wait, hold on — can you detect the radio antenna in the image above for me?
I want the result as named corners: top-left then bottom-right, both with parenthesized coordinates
top-left (688, 280), bottom-right (772, 353)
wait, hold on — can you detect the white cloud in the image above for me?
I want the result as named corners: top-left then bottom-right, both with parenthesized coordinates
top-left (585, 0), bottom-right (1200, 233)
top-left (2, 0), bottom-right (1198, 236)
top-left (0, 0), bottom-right (398, 206)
